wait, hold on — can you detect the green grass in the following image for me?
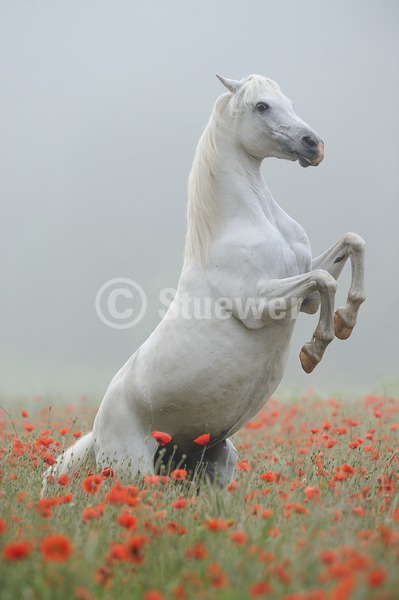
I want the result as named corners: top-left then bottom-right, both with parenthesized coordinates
top-left (0, 393), bottom-right (398, 599)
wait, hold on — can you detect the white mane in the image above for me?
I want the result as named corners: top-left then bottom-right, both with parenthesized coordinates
top-left (184, 94), bottom-right (228, 267)
top-left (184, 75), bottom-right (282, 267)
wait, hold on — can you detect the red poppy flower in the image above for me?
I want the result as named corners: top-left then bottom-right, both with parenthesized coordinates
top-left (38, 437), bottom-right (53, 447)
top-left (320, 549), bottom-right (336, 564)
top-left (82, 504), bottom-right (104, 521)
top-left (238, 459), bottom-right (251, 472)
top-left (144, 591), bottom-right (165, 600)
top-left (82, 474), bottom-right (103, 494)
top-left (43, 453), bottom-right (56, 466)
top-left (204, 518), bottom-right (234, 531)
top-left (151, 431), bottom-right (172, 446)
top-left (284, 502), bottom-right (309, 516)
top-left (304, 486), bottom-right (321, 500)
top-left (367, 568), bottom-right (386, 587)
top-left (268, 527), bottom-right (281, 537)
top-left (185, 541), bottom-right (207, 559)
top-left (58, 427), bottom-right (69, 435)
top-left (58, 474), bottom-right (69, 486)
top-left (95, 565), bottom-right (113, 587)
top-left (171, 469), bottom-right (188, 480)
top-left (107, 543), bottom-right (128, 563)
top-left (230, 530), bottom-right (248, 545)
top-left (337, 427), bottom-right (350, 438)
top-left (143, 474), bottom-right (170, 487)
top-left (227, 480), bottom-right (239, 492)
top-left (40, 534), bottom-right (72, 563)
top-left (341, 463), bottom-right (356, 474)
top-left (106, 482), bottom-right (139, 505)
top-left (193, 433), bottom-right (210, 445)
top-left (207, 562), bottom-right (228, 588)
top-left (166, 521), bottom-right (187, 535)
top-left (125, 535), bottom-right (148, 564)
top-left (171, 497), bottom-right (188, 509)
top-left (173, 586), bottom-right (186, 600)
top-left (102, 466), bottom-right (114, 479)
top-left (36, 494), bottom-right (73, 519)
top-left (117, 512), bottom-right (138, 530)
top-left (260, 471), bottom-right (278, 482)
top-left (21, 410), bottom-right (29, 418)
top-left (249, 581), bottom-right (272, 597)
top-left (3, 541), bottom-right (31, 561)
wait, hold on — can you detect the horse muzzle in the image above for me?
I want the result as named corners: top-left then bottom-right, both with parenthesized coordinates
top-left (295, 138), bottom-right (325, 168)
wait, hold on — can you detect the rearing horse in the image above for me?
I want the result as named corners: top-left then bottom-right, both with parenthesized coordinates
top-left (43, 74), bottom-right (365, 491)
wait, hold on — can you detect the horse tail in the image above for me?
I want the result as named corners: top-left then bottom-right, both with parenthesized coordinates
top-left (41, 431), bottom-right (95, 497)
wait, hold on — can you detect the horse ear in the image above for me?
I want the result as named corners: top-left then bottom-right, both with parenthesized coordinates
top-left (216, 74), bottom-right (243, 94)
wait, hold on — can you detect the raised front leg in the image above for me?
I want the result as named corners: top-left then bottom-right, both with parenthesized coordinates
top-left (232, 269), bottom-right (338, 373)
top-left (304, 232), bottom-right (366, 340)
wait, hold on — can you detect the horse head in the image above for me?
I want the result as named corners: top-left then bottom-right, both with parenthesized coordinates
top-left (216, 74), bottom-right (324, 167)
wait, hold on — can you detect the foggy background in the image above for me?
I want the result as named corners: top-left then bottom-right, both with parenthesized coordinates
top-left (1, 0), bottom-right (398, 401)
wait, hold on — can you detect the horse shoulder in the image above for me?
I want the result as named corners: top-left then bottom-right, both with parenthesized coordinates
top-left (272, 201), bottom-right (312, 268)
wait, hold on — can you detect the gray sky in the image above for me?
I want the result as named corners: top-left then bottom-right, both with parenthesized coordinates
top-left (1, 0), bottom-right (398, 400)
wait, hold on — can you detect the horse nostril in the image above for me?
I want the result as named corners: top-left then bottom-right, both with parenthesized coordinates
top-left (302, 135), bottom-right (318, 149)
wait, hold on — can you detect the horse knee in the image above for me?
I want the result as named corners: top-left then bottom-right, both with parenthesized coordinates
top-left (300, 291), bottom-right (320, 314)
top-left (344, 232), bottom-right (366, 254)
top-left (93, 412), bottom-right (157, 479)
top-left (313, 269), bottom-right (337, 295)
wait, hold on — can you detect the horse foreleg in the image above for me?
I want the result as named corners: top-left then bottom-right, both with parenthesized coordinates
top-left (307, 232), bottom-right (366, 340)
top-left (296, 271), bottom-right (337, 373)
top-left (242, 269), bottom-right (337, 372)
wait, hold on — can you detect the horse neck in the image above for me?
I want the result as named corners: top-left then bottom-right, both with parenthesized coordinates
top-left (184, 116), bottom-right (272, 268)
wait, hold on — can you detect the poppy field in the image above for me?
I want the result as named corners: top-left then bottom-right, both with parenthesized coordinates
top-left (0, 391), bottom-right (398, 600)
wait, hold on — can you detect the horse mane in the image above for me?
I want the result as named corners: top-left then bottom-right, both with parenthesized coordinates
top-left (184, 75), bottom-right (282, 268)
top-left (184, 94), bottom-right (229, 268)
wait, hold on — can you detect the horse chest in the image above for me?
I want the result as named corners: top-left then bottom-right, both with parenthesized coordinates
top-left (240, 221), bottom-right (311, 280)
top-left (263, 207), bottom-right (312, 276)
top-left (256, 230), bottom-right (303, 277)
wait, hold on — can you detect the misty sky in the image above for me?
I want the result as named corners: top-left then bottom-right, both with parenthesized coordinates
top-left (1, 0), bottom-right (398, 401)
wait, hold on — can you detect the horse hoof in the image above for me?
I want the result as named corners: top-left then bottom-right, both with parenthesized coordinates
top-left (299, 344), bottom-right (318, 374)
top-left (334, 312), bottom-right (353, 340)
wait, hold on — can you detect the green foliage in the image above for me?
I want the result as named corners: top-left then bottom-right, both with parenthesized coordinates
top-left (0, 393), bottom-right (398, 599)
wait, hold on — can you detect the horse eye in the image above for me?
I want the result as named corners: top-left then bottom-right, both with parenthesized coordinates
top-left (256, 102), bottom-right (270, 112)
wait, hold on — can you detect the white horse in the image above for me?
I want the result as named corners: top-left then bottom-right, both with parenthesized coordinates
top-left (43, 74), bottom-right (365, 492)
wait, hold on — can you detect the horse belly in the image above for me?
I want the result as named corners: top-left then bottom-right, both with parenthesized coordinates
top-left (128, 315), bottom-right (294, 443)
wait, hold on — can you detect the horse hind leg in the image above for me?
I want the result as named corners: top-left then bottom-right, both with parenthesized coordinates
top-left (95, 432), bottom-right (157, 481)
top-left (195, 438), bottom-right (238, 487)
top-left (41, 432), bottom-right (95, 497)
top-left (92, 408), bottom-right (157, 481)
